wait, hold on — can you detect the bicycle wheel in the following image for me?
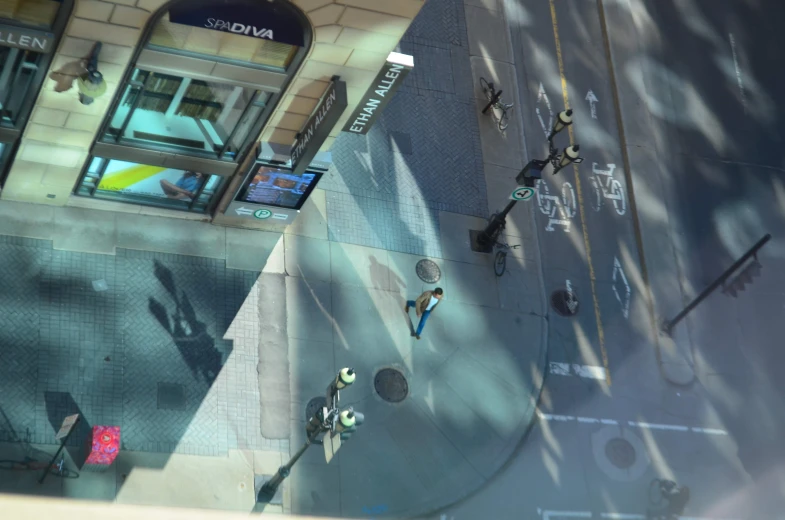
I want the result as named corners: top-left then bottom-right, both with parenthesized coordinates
top-left (498, 105), bottom-right (512, 131)
top-left (479, 77), bottom-right (493, 101)
top-left (494, 250), bottom-right (507, 277)
top-left (55, 467), bottom-right (80, 479)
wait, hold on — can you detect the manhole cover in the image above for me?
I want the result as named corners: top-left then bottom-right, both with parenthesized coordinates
top-left (305, 396), bottom-right (327, 421)
top-left (416, 259), bottom-right (441, 283)
top-left (605, 437), bottom-right (636, 469)
top-left (551, 289), bottom-right (579, 317)
top-left (374, 368), bottom-right (409, 403)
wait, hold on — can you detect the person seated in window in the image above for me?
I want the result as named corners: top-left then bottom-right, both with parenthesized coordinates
top-left (160, 171), bottom-right (203, 200)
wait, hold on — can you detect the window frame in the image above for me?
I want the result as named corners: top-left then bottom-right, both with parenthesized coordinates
top-left (0, 0), bottom-right (74, 185)
top-left (77, 155), bottom-right (226, 213)
top-left (101, 68), bottom-right (276, 161)
top-left (0, 0), bottom-right (73, 131)
top-left (93, 0), bottom-right (312, 166)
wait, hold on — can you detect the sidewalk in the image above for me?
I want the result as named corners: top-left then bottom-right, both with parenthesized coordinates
top-left (0, 0), bottom-right (548, 517)
top-left (0, 189), bottom-right (545, 518)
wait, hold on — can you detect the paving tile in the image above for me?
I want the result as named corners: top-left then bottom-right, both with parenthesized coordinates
top-left (226, 228), bottom-right (281, 272)
top-left (329, 241), bottom-right (391, 290)
top-left (316, 0), bottom-right (486, 256)
top-left (442, 260), bottom-right (500, 308)
top-left (284, 234), bottom-right (332, 283)
top-left (0, 233), bottom-right (262, 459)
top-left (285, 277), bottom-right (333, 343)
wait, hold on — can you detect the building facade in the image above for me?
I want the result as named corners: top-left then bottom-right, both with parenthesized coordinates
top-left (0, 0), bottom-right (422, 228)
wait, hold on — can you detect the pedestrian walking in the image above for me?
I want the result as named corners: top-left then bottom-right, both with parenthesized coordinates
top-left (405, 287), bottom-right (443, 339)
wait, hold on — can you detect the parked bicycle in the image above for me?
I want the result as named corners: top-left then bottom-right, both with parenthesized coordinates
top-left (494, 240), bottom-right (521, 277)
top-left (479, 77), bottom-right (514, 131)
top-left (0, 456), bottom-right (79, 478)
top-left (647, 478), bottom-right (689, 519)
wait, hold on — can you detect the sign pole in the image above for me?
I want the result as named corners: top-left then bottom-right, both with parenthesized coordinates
top-left (39, 416), bottom-right (80, 484)
top-left (662, 233), bottom-right (771, 335)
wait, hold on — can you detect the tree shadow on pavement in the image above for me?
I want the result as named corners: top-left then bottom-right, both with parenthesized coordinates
top-left (150, 261), bottom-right (223, 385)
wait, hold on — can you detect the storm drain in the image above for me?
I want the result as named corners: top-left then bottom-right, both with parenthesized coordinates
top-left (551, 289), bottom-right (579, 317)
top-left (416, 259), bottom-right (441, 283)
top-left (157, 382), bottom-right (186, 411)
top-left (374, 368), bottom-right (409, 403)
top-left (605, 437), bottom-right (636, 469)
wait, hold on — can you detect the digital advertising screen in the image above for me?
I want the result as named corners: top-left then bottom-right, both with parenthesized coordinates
top-left (236, 163), bottom-right (322, 210)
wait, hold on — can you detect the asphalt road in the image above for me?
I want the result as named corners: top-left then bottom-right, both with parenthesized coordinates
top-left (427, 0), bottom-right (785, 518)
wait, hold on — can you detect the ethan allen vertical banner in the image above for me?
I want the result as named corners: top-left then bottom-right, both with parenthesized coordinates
top-left (290, 77), bottom-right (347, 174)
top-left (342, 52), bottom-right (414, 135)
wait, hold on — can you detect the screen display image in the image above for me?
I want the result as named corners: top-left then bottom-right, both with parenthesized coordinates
top-left (96, 160), bottom-right (207, 201)
top-left (239, 164), bottom-right (318, 209)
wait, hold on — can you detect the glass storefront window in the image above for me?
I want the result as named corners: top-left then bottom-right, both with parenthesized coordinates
top-left (0, 46), bottom-right (41, 126)
top-left (76, 156), bottom-right (224, 213)
top-left (0, 0), bottom-right (60, 28)
top-left (148, 11), bottom-right (298, 70)
top-left (104, 68), bottom-right (272, 160)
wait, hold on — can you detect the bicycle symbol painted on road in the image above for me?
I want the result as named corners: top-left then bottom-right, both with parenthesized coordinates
top-left (536, 179), bottom-right (577, 232)
top-left (589, 163), bottom-right (626, 216)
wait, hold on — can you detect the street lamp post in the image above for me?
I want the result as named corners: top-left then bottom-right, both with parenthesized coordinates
top-left (471, 109), bottom-right (583, 253)
top-left (257, 368), bottom-right (362, 504)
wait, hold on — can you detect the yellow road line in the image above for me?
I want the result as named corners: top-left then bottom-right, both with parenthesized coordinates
top-left (549, 0), bottom-right (611, 386)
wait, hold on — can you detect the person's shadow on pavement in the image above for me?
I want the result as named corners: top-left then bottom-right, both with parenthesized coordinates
top-left (369, 255), bottom-right (407, 294)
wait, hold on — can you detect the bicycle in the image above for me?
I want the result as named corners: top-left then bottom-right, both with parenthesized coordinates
top-left (479, 77), bottom-right (514, 131)
top-left (494, 240), bottom-right (520, 277)
top-left (647, 478), bottom-right (689, 519)
top-left (0, 456), bottom-right (79, 478)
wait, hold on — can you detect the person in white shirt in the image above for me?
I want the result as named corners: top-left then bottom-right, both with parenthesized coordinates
top-left (404, 287), bottom-right (443, 339)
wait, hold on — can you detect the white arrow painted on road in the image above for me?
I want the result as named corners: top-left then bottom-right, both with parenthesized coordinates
top-left (549, 362), bottom-right (607, 380)
top-left (235, 207), bottom-right (253, 216)
top-left (585, 89), bottom-right (598, 119)
top-left (536, 82), bottom-right (553, 138)
top-left (612, 256), bottom-right (631, 319)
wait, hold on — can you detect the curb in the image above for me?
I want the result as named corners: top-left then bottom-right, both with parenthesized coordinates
top-left (594, 0), bottom-right (698, 390)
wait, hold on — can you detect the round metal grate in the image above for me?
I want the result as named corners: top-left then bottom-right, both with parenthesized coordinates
top-left (305, 396), bottom-right (327, 421)
top-left (551, 289), bottom-right (579, 317)
top-left (415, 259), bottom-right (442, 283)
top-left (605, 437), bottom-right (636, 469)
top-left (374, 368), bottom-right (409, 403)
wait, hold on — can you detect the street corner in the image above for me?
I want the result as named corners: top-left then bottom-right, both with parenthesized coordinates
top-left (655, 331), bottom-right (696, 387)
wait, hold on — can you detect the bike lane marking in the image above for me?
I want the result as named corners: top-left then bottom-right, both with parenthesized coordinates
top-left (548, 0), bottom-right (611, 386)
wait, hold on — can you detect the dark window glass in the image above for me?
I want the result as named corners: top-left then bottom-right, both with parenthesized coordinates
top-left (0, 46), bottom-right (41, 126)
top-left (103, 68), bottom-right (271, 160)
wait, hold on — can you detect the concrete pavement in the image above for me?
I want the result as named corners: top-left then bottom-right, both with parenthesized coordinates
top-left (0, 1), bottom-right (551, 517)
top-left (0, 187), bottom-right (547, 517)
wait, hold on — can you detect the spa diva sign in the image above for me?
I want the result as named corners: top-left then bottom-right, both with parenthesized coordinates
top-left (168, 1), bottom-right (306, 47)
top-left (343, 52), bottom-right (414, 135)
